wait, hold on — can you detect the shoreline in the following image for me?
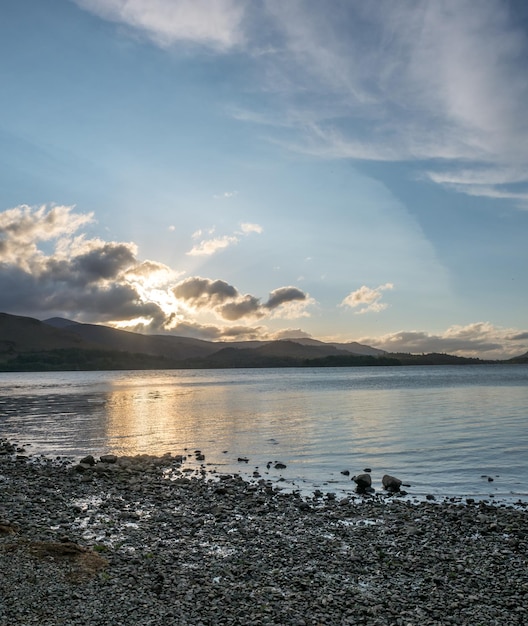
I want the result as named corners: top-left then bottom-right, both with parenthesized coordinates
top-left (2, 440), bottom-right (528, 625)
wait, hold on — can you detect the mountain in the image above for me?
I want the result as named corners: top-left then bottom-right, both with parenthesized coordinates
top-left (43, 317), bottom-right (218, 360)
top-left (281, 337), bottom-right (386, 356)
top-left (0, 311), bottom-right (401, 371)
top-left (0, 312), bottom-right (98, 356)
top-left (43, 318), bottom-right (385, 358)
top-left (507, 351), bottom-right (528, 364)
top-left (44, 317), bottom-right (83, 329)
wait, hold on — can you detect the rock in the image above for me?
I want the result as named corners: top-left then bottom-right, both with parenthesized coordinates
top-left (382, 474), bottom-right (402, 492)
top-left (80, 455), bottom-right (96, 466)
top-left (0, 521), bottom-right (17, 535)
top-left (352, 473), bottom-right (372, 492)
top-left (340, 470), bottom-right (350, 476)
top-left (75, 462), bottom-right (94, 472)
top-left (275, 462), bottom-right (287, 470)
top-left (99, 454), bottom-right (117, 464)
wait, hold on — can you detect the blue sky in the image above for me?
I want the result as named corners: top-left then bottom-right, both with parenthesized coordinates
top-left (1, 0), bottom-right (527, 358)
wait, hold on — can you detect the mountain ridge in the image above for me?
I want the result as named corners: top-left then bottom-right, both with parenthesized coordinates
top-left (1, 312), bottom-right (384, 364)
top-left (0, 312), bottom-right (524, 370)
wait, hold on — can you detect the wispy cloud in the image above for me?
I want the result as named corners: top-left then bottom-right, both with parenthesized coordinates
top-left (186, 222), bottom-right (263, 256)
top-left (186, 235), bottom-right (239, 257)
top-left (74, 2), bottom-right (528, 206)
top-left (213, 190), bottom-right (238, 199)
top-left (239, 222), bottom-right (262, 235)
top-left (253, 1), bottom-right (528, 207)
top-left (73, 0), bottom-right (246, 51)
top-left (341, 283), bottom-right (394, 314)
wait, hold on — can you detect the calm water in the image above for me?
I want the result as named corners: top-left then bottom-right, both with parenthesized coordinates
top-left (1, 365), bottom-right (527, 501)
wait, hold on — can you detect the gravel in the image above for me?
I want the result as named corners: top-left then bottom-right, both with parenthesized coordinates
top-left (1, 438), bottom-right (527, 625)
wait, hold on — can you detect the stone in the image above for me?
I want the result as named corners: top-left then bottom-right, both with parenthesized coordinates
top-left (80, 455), bottom-right (96, 466)
top-left (382, 474), bottom-right (402, 492)
top-left (75, 462), bottom-right (94, 472)
top-left (352, 473), bottom-right (372, 492)
top-left (100, 454), bottom-right (118, 464)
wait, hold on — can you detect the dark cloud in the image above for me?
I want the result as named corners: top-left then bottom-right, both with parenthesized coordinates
top-left (71, 243), bottom-right (137, 282)
top-left (265, 286), bottom-right (306, 310)
top-left (173, 276), bottom-right (310, 321)
top-left (509, 331), bottom-right (528, 340)
top-left (0, 204), bottom-right (312, 340)
top-left (172, 277), bottom-right (238, 306)
top-left (218, 295), bottom-right (262, 321)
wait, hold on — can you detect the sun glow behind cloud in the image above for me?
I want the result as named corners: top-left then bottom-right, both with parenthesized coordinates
top-left (0, 204), bottom-right (311, 340)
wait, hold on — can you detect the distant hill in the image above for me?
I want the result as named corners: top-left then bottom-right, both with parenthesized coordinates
top-left (507, 351), bottom-right (528, 364)
top-left (0, 313), bottom-right (97, 355)
top-left (44, 317), bottom-right (83, 329)
top-left (0, 312), bottom-right (389, 370)
top-left (282, 337), bottom-right (386, 356)
top-left (43, 317), bottom-right (218, 360)
top-left (1, 311), bottom-right (522, 371)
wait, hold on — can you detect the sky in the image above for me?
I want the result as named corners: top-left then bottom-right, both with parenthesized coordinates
top-left (1, 0), bottom-right (527, 359)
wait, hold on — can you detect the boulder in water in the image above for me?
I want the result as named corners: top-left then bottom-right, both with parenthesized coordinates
top-left (352, 473), bottom-right (372, 493)
top-left (382, 474), bottom-right (402, 492)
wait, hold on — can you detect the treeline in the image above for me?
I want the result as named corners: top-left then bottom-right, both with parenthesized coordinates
top-left (0, 348), bottom-right (181, 371)
top-left (0, 348), bottom-right (509, 372)
top-left (0, 348), bottom-right (401, 371)
top-left (386, 352), bottom-right (495, 366)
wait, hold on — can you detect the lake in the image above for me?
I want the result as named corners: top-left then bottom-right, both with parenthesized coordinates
top-left (1, 365), bottom-right (527, 502)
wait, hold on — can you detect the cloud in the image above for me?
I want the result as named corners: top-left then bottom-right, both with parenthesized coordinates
top-left (74, 1), bottom-right (528, 205)
top-left (73, 0), bottom-right (246, 51)
top-left (265, 286), bottom-right (306, 310)
top-left (0, 204), bottom-right (170, 323)
top-left (272, 328), bottom-right (313, 340)
top-left (0, 204), bottom-right (312, 338)
top-left (172, 277), bottom-right (238, 305)
top-left (173, 276), bottom-right (311, 321)
top-left (361, 322), bottom-right (528, 359)
top-left (186, 222), bottom-right (263, 256)
top-left (186, 235), bottom-right (239, 256)
top-left (341, 283), bottom-right (393, 314)
top-left (218, 294), bottom-right (261, 321)
top-left (239, 222), bottom-right (263, 235)
top-left (0, 204), bottom-right (93, 270)
top-left (213, 191), bottom-right (238, 199)
top-left (239, 1), bottom-right (528, 208)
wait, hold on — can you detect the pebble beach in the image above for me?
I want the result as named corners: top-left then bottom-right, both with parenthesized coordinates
top-left (1, 438), bottom-right (527, 626)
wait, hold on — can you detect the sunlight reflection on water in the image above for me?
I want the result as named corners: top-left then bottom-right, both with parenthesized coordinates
top-left (1, 366), bottom-right (527, 500)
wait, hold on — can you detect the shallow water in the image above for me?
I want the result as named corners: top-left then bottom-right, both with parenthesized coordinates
top-left (1, 365), bottom-right (527, 500)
